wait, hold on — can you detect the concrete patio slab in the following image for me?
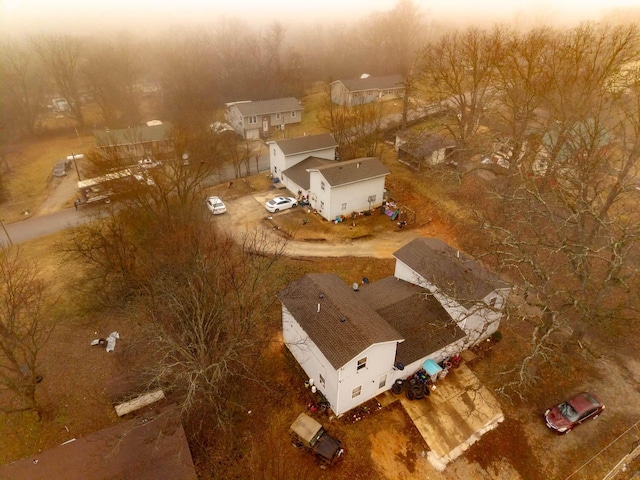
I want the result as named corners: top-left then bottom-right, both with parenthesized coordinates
top-left (379, 363), bottom-right (504, 471)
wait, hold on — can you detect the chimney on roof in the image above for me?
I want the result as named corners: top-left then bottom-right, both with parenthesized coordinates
top-left (357, 162), bottom-right (361, 168)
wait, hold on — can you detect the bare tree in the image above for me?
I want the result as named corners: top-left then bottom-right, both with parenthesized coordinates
top-left (494, 27), bottom-right (555, 166)
top-left (32, 34), bottom-right (86, 127)
top-left (0, 39), bottom-right (45, 137)
top-left (418, 26), bottom-right (508, 161)
top-left (138, 227), bottom-right (287, 439)
top-left (0, 248), bottom-right (54, 417)
top-left (319, 86), bottom-right (386, 160)
top-left (83, 35), bottom-right (140, 126)
top-left (357, 0), bottom-right (426, 76)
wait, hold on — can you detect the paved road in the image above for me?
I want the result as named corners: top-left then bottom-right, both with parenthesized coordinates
top-left (1, 207), bottom-right (92, 245)
top-left (1, 154), bottom-right (272, 247)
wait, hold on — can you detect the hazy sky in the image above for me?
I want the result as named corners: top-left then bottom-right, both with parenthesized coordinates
top-left (2, 0), bottom-right (639, 35)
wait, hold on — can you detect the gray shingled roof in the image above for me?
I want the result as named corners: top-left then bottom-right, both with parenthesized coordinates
top-left (277, 273), bottom-right (404, 370)
top-left (393, 238), bottom-right (510, 309)
top-left (0, 407), bottom-right (197, 480)
top-left (333, 75), bottom-right (404, 92)
top-left (275, 133), bottom-right (337, 156)
top-left (94, 122), bottom-right (173, 147)
top-left (358, 277), bottom-right (466, 366)
top-left (397, 132), bottom-right (456, 157)
top-left (282, 156), bottom-right (335, 190)
top-left (235, 97), bottom-right (303, 116)
top-left (313, 157), bottom-right (389, 187)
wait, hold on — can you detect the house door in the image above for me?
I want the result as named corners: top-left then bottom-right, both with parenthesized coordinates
top-left (262, 118), bottom-right (269, 133)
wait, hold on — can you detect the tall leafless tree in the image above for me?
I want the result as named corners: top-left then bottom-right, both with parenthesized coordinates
top-left (0, 248), bottom-right (54, 418)
top-left (418, 26), bottom-right (508, 160)
top-left (0, 40), bottom-right (44, 137)
top-left (32, 34), bottom-right (86, 127)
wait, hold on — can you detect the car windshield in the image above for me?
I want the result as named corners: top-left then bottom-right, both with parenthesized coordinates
top-left (558, 402), bottom-right (580, 422)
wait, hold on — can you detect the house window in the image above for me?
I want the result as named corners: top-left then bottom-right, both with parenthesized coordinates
top-left (341, 203), bottom-right (347, 211)
top-left (273, 148), bottom-right (276, 156)
top-left (352, 386), bottom-right (362, 398)
top-left (291, 111), bottom-right (297, 118)
top-left (378, 375), bottom-right (387, 389)
top-left (321, 181), bottom-right (325, 191)
top-left (319, 374), bottom-right (325, 387)
top-left (320, 201), bottom-right (324, 211)
top-left (248, 116), bottom-right (257, 124)
top-left (276, 112), bottom-right (281, 120)
top-left (489, 297), bottom-right (497, 308)
top-left (274, 166), bottom-right (278, 173)
top-left (357, 357), bottom-right (367, 371)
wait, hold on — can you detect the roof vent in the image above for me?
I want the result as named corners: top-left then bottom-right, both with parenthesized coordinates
top-left (318, 293), bottom-right (324, 299)
top-left (340, 316), bottom-right (346, 323)
top-left (352, 282), bottom-right (359, 291)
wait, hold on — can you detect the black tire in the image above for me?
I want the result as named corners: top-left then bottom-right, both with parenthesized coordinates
top-left (292, 203), bottom-right (297, 208)
top-left (406, 388), bottom-right (416, 400)
top-left (413, 385), bottom-right (424, 400)
top-left (274, 208), bottom-right (279, 212)
top-left (391, 382), bottom-right (403, 394)
top-left (422, 384), bottom-right (431, 396)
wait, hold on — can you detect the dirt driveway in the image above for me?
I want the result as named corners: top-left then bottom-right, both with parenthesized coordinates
top-left (217, 191), bottom-right (441, 258)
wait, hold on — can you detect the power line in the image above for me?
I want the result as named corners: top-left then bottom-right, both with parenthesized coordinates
top-left (564, 419), bottom-right (640, 480)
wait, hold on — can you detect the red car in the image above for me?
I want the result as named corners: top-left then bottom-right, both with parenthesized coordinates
top-left (544, 392), bottom-right (605, 434)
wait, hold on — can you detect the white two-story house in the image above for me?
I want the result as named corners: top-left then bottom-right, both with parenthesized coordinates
top-left (268, 133), bottom-right (337, 181)
top-left (278, 237), bottom-right (510, 417)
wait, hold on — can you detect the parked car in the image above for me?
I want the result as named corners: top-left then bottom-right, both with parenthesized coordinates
top-left (206, 196), bottom-right (227, 215)
top-left (544, 392), bottom-right (605, 434)
top-left (265, 196), bottom-right (297, 213)
top-left (290, 413), bottom-right (344, 468)
top-left (53, 160), bottom-right (68, 177)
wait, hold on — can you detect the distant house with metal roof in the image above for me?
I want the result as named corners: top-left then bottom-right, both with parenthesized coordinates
top-left (94, 121), bottom-right (174, 163)
top-left (278, 237), bottom-right (509, 417)
top-left (395, 131), bottom-right (456, 169)
top-left (0, 407), bottom-right (197, 480)
top-left (225, 97), bottom-right (303, 139)
top-left (330, 74), bottom-right (405, 106)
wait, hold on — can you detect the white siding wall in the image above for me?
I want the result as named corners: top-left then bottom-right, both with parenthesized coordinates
top-left (308, 172), bottom-right (386, 222)
top-left (282, 305), bottom-right (402, 417)
top-left (225, 106), bottom-right (244, 136)
top-left (331, 82), bottom-right (350, 106)
top-left (269, 143), bottom-right (287, 178)
top-left (282, 307), bottom-right (341, 413)
top-left (309, 172), bottom-right (331, 218)
top-left (326, 177), bottom-right (386, 220)
top-left (333, 342), bottom-right (398, 416)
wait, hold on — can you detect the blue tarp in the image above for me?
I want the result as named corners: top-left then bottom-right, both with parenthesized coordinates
top-left (423, 359), bottom-right (443, 376)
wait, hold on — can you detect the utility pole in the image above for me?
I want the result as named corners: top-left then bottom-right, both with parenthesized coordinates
top-left (71, 152), bottom-right (82, 181)
top-left (0, 218), bottom-right (13, 246)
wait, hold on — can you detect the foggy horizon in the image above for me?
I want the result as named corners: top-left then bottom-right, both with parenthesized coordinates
top-left (2, 0), bottom-right (640, 37)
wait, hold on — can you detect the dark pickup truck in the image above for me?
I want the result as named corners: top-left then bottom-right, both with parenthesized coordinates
top-left (290, 413), bottom-right (344, 468)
